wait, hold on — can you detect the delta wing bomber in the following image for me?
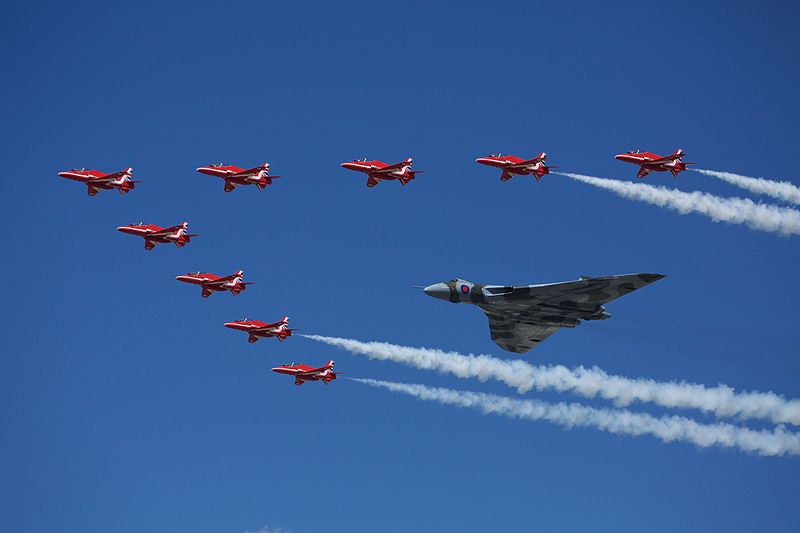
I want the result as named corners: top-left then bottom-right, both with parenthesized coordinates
top-left (423, 273), bottom-right (665, 354)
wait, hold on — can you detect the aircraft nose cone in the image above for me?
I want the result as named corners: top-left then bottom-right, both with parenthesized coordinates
top-left (423, 282), bottom-right (450, 301)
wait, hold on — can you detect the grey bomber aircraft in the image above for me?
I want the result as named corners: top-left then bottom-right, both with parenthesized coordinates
top-left (422, 273), bottom-right (664, 354)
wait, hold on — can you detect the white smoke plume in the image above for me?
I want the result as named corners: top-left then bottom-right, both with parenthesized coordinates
top-left (303, 335), bottom-right (800, 426)
top-left (354, 378), bottom-right (800, 457)
top-left (694, 169), bottom-right (800, 206)
top-left (555, 172), bottom-right (800, 236)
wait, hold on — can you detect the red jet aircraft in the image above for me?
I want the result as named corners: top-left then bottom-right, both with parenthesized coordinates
top-left (271, 359), bottom-right (339, 386)
top-left (57, 167), bottom-right (140, 196)
top-left (475, 152), bottom-right (555, 181)
top-left (195, 162), bottom-right (281, 192)
top-left (340, 157), bottom-right (421, 187)
top-left (116, 221), bottom-right (197, 250)
top-left (614, 148), bottom-right (693, 178)
top-left (175, 270), bottom-right (252, 298)
top-left (224, 316), bottom-right (294, 343)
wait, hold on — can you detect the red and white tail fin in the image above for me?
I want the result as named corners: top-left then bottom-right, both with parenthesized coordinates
top-left (323, 359), bottom-right (334, 369)
top-left (671, 148), bottom-right (684, 160)
top-left (535, 152), bottom-right (547, 161)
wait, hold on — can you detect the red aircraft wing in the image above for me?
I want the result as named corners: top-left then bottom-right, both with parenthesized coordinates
top-left (508, 156), bottom-right (546, 168)
top-left (647, 149), bottom-right (685, 164)
top-left (373, 158), bottom-right (412, 173)
top-left (96, 168), bottom-right (132, 181)
top-left (229, 166), bottom-right (264, 178)
top-left (147, 226), bottom-right (177, 237)
top-left (204, 273), bottom-right (237, 285)
top-left (229, 164), bottom-right (279, 179)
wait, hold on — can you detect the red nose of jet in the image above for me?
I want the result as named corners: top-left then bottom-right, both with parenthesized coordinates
top-left (116, 225), bottom-right (139, 235)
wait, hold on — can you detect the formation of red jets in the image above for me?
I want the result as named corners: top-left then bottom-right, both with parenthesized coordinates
top-left (57, 148), bottom-right (692, 385)
top-left (56, 148), bottom-right (693, 198)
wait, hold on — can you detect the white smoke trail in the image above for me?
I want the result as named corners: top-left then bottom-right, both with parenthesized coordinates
top-left (694, 169), bottom-right (800, 206)
top-left (354, 378), bottom-right (800, 457)
top-left (555, 172), bottom-right (800, 236)
top-left (303, 335), bottom-right (800, 426)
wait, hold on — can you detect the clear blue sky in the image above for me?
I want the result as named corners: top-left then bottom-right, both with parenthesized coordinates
top-left (1, 1), bottom-right (799, 531)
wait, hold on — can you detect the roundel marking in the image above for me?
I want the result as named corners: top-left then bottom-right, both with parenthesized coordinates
top-left (460, 284), bottom-right (470, 294)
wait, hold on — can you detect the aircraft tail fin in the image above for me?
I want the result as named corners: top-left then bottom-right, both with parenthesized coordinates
top-left (670, 161), bottom-right (693, 177)
top-left (399, 169), bottom-right (423, 186)
top-left (534, 165), bottom-right (556, 181)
